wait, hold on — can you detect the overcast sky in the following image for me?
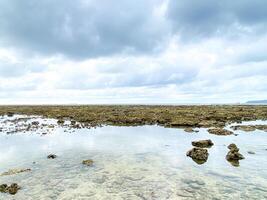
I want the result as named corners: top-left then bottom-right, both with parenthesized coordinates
top-left (0, 0), bottom-right (267, 104)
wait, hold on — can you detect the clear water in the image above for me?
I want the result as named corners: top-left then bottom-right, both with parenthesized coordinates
top-left (0, 115), bottom-right (267, 199)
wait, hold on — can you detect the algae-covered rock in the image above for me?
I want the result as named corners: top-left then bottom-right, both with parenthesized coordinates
top-left (186, 148), bottom-right (209, 164)
top-left (226, 143), bottom-right (244, 167)
top-left (192, 139), bottom-right (214, 148)
top-left (8, 183), bottom-right (21, 195)
top-left (208, 128), bottom-right (233, 136)
top-left (0, 184), bottom-right (8, 193)
top-left (0, 183), bottom-right (21, 195)
top-left (82, 159), bottom-right (94, 166)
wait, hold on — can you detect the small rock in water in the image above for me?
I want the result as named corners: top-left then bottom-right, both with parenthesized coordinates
top-left (47, 154), bottom-right (57, 159)
top-left (184, 128), bottom-right (198, 133)
top-left (186, 148), bottom-right (209, 164)
top-left (247, 151), bottom-right (255, 154)
top-left (192, 139), bottom-right (214, 148)
top-left (0, 184), bottom-right (8, 193)
top-left (208, 128), bottom-right (233, 136)
top-left (82, 159), bottom-right (94, 166)
top-left (57, 119), bottom-right (65, 124)
top-left (226, 143), bottom-right (244, 167)
top-left (0, 183), bottom-right (21, 195)
top-left (31, 121), bottom-right (39, 126)
top-left (184, 128), bottom-right (194, 133)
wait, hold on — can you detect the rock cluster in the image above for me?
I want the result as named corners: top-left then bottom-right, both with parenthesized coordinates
top-left (186, 139), bottom-right (213, 164)
top-left (0, 183), bottom-right (21, 195)
top-left (226, 143), bottom-right (245, 167)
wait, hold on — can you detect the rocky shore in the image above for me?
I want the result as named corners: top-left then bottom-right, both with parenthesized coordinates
top-left (0, 105), bottom-right (266, 129)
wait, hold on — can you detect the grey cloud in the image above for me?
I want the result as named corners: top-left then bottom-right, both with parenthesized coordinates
top-left (167, 0), bottom-right (267, 39)
top-left (0, 0), bottom-right (168, 59)
top-left (0, 61), bottom-right (44, 77)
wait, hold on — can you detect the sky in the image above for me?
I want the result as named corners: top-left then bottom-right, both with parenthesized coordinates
top-left (0, 0), bottom-right (267, 104)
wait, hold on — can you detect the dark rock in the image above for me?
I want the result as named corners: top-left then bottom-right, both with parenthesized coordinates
top-left (226, 143), bottom-right (244, 167)
top-left (247, 151), bottom-right (255, 154)
top-left (186, 148), bottom-right (209, 164)
top-left (31, 121), bottom-right (39, 126)
top-left (0, 184), bottom-right (8, 193)
top-left (71, 120), bottom-right (76, 125)
top-left (47, 154), bottom-right (57, 159)
top-left (7, 112), bottom-right (14, 117)
top-left (0, 183), bottom-right (20, 195)
top-left (82, 159), bottom-right (94, 166)
top-left (57, 119), bottom-right (65, 124)
top-left (8, 183), bottom-right (20, 195)
top-left (208, 128), bottom-right (233, 136)
top-left (192, 139), bottom-right (214, 148)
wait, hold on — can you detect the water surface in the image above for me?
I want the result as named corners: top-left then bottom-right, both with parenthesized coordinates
top-left (0, 115), bottom-right (267, 199)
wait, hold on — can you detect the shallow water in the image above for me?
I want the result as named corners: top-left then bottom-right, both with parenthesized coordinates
top-left (0, 115), bottom-right (267, 199)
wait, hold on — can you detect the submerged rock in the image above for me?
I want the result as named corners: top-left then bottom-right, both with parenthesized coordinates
top-left (0, 183), bottom-right (21, 195)
top-left (0, 184), bottom-right (8, 193)
top-left (208, 128), bottom-right (233, 136)
top-left (47, 154), bottom-right (57, 159)
top-left (57, 119), bottom-right (65, 124)
top-left (226, 143), bottom-right (244, 167)
top-left (247, 151), bottom-right (255, 154)
top-left (186, 148), bottom-right (209, 164)
top-left (184, 128), bottom-right (199, 133)
top-left (231, 125), bottom-right (267, 132)
top-left (82, 159), bottom-right (94, 166)
top-left (0, 168), bottom-right (31, 176)
top-left (31, 121), bottom-right (39, 126)
top-left (184, 128), bottom-right (194, 133)
top-left (192, 139), bottom-right (214, 148)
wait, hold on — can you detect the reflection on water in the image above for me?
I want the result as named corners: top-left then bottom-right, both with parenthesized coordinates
top-left (0, 115), bottom-right (267, 199)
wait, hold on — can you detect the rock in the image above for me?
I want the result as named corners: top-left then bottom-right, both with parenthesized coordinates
top-left (57, 119), bottom-right (65, 124)
top-left (184, 128), bottom-right (194, 133)
top-left (184, 128), bottom-right (199, 133)
top-left (47, 154), bottom-right (57, 159)
top-left (186, 148), bottom-right (209, 164)
top-left (226, 143), bottom-right (244, 166)
top-left (231, 125), bottom-right (267, 132)
top-left (82, 159), bottom-right (94, 166)
top-left (0, 184), bottom-right (8, 193)
top-left (228, 143), bottom-right (238, 150)
top-left (71, 120), bottom-right (76, 125)
top-left (7, 112), bottom-right (14, 117)
top-left (231, 125), bottom-right (256, 132)
top-left (31, 121), bottom-right (39, 126)
top-left (208, 128), bottom-right (233, 136)
top-left (192, 139), bottom-right (214, 148)
top-left (0, 168), bottom-right (31, 176)
top-left (248, 151), bottom-right (255, 154)
top-left (8, 183), bottom-right (21, 195)
top-left (0, 183), bottom-right (20, 195)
